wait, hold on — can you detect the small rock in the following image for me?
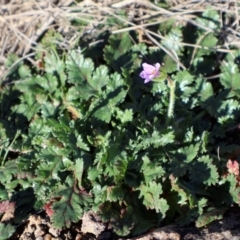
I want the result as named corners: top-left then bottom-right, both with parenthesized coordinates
top-left (75, 233), bottom-right (82, 240)
top-left (81, 211), bottom-right (106, 237)
top-left (125, 227), bottom-right (180, 240)
top-left (44, 234), bottom-right (52, 240)
top-left (48, 226), bottom-right (60, 237)
top-left (36, 237), bottom-right (43, 240)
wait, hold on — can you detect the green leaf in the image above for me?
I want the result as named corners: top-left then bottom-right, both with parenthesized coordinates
top-left (139, 182), bottom-right (169, 216)
top-left (105, 73), bottom-right (128, 106)
top-left (0, 160), bottom-right (19, 185)
top-left (12, 93), bottom-right (41, 120)
top-left (36, 147), bottom-right (70, 180)
top-left (141, 156), bottom-right (165, 184)
top-left (107, 186), bottom-right (124, 202)
top-left (44, 52), bottom-right (66, 86)
top-left (180, 144), bottom-right (200, 163)
top-left (196, 8), bottom-right (220, 30)
top-left (197, 198), bottom-right (208, 215)
top-left (227, 174), bottom-right (240, 204)
top-left (189, 156), bottom-right (219, 185)
top-left (52, 176), bottom-right (92, 228)
top-left (136, 130), bottom-right (175, 151)
top-left (66, 50), bottom-right (94, 84)
top-left (195, 33), bottom-right (218, 58)
top-left (0, 223), bottom-right (15, 240)
top-left (41, 102), bottom-right (56, 118)
top-left (75, 158), bottom-right (84, 189)
top-left (200, 80), bottom-right (214, 102)
top-left (162, 27), bottom-right (183, 52)
top-left (161, 55), bottom-right (178, 73)
top-left (220, 62), bottom-right (240, 97)
top-left (174, 70), bottom-right (195, 98)
top-left (104, 32), bottom-right (133, 72)
top-left (18, 65), bottom-right (31, 78)
top-left (88, 65), bottom-right (109, 91)
top-left (65, 86), bottom-right (81, 101)
top-left (39, 74), bottom-right (59, 93)
top-left (171, 180), bottom-right (188, 206)
top-left (92, 104), bottom-right (112, 123)
top-left (115, 109), bottom-right (133, 123)
top-left (76, 135), bottom-right (90, 151)
top-left (196, 207), bottom-right (226, 228)
top-left (199, 80), bottom-right (219, 116)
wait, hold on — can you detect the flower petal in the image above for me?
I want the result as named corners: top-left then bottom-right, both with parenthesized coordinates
top-left (142, 63), bottom-right (155, 73)
top-left (155, 63), bottom-right (161, 70)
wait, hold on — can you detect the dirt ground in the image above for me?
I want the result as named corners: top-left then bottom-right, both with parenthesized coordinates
top-left (8, 206), bottom-right (240, 240)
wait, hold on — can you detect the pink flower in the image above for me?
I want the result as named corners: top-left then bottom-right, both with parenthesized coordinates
top-left (140, 63), bottom-right (161, 83)
top-left (227, 159), bottom-right (239, 176)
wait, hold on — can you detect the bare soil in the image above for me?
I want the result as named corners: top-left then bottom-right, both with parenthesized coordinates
top-left (8, 206), bottom-right (240, 240)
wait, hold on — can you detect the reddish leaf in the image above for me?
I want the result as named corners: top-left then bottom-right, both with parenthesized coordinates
top-left (44, 202), bottom-right (54, 217)
top-left (0, 201), bottom-right (11, 214)
top-left (227, 159), bottom-right (239, 176)
top-left (0, 201), bottom-right (16, 222)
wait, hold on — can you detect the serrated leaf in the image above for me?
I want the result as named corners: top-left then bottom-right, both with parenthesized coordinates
top-left (92, 104), bottom-right (112, 123)
top-left (75, 158), bottom-right (84, 189)
top-left (105, 73), bottom-right (128, 106)
top-left (141, 156), bottom-right (165, 184)
top-left (12, 93), bottom-right (41, 120)
top-left (180, 144), bottom-right (200, 163)
top-left (161, 55), bottom-right (178, 73)
top-left (189, 156), bottom-right (219, 185)
top-left (104, 32), bottom-right (133, 72)
top-left (139, 182), bottom-right (168, 215)
top-left (162, 28), bottom-right (183, 52)
top-left (65, 86), bottom-right (81, 101)
top-left (0, 223), bottom-right (15, 240)
top-left (52, 177), bottom-right (92, 228)
top-left (88, 65), bottom-right (109, 91)
top-left (35, 74), bottom-right (59, 93)
top-left (36, 147), bottom-right (70, 180)
top-left (199, 81), bottom-right (219, 116)
top-left (196, 207), bottom-right (226, 228)
top-left (76, 135), bottom-right (89, 151)
top-left (220, 62), bottom-right (240, 97)
top-left (41, 102), bottom-right (56, 118)
top-left (107, 186), bottom-right (124, 202)
top-left (171, 180), bottom-right (188, 206)
top-left (66, 50), bottom-right (94, 84)
top-left (136, 130), bottom-right (175, 151)
top-left (174, 70), bottom-right (195, 98)
top-left (44, 53), bottom-right (66, 86)
top-left (116, 109), bottom-right (133, 123)
top-left (0, 160), bottom-right (20, 184)
top-left (195, 33), bottom-right (218, 58)
top-left (198, 198), bottom-right (208, 215)
top-left (196, 8), bottom-right (220, 30)
top-left (18, 65), bottom-right (31, 78)
top-left (88, 168), bottom-right (99, 181)
top-left (170, 159), bottom-right (188, 178)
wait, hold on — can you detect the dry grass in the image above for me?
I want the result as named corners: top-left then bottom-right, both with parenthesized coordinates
top-left (0, 0), bottom-right (240, 78)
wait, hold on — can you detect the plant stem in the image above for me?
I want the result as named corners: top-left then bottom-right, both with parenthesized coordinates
top-left (167, 76), bottom-right (175, 122)
top-left (2, 130), bottom-right (20, 166)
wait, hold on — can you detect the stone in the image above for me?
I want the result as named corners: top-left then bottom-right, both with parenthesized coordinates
top-left (81, 211), bottom-right (106, 237)
top-left (123, 226), bottom-right (180, 240)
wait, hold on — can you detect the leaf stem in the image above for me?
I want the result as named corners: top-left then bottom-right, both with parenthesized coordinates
top-left (2, 130), bottom-right (20, 166)
top-left (167, 76), bottom-right (175, 123)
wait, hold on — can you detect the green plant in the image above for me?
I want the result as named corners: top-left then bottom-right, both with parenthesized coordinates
top-left (1, 6), bottom-right (240, 238)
